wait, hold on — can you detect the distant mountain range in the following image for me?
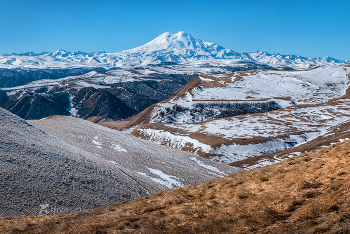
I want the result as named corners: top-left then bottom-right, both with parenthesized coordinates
top-left (0, 31), bottom-right (347, 70)
top-left (0, 31), bottom-right (348, 121)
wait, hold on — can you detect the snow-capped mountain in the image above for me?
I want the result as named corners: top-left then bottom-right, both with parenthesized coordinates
top-left (115, 31), bottom-right (238, 66)
top-left (0, 31), bottom-right (347, 70)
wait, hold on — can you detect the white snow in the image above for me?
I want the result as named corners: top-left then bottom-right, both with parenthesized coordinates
top-left (92, 136), bottom-right (102, 148)
top-left (211, 133), bottom-right (319, 164)
top-left (166, 124), bottom-right (202, 133)
top-left (137, 128), bottom-right (212, 154)
top-left (75, 81), bottom-right (110, 89)
top-left (190, 66), bottom-right (350, 105)
top-left (69, 95), bottom-right (79, 117)
top-left (70, 107), bottom-right (78, 117)
top-left (6, 90), bottom-right (17, 96)
top-left (38, 204), bottom-right (50, 215)
top-left (339, 138), bottom-right (350, 143)
top-left (138, 167), bottom-right (184, 189)
top-left (199, 76), bottom-right (214, 82)
top-left (112, 144), bottom-right (127, 152)
top-left (189, 157), bottom-right (227, 177)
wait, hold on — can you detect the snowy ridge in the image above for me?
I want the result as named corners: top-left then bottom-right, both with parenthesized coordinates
top-left (0, 31), bottom-right (347, 69)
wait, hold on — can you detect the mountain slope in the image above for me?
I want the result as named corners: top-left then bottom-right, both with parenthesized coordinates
top-left (0, 108), bottom-right (160, 216)
top-left (115, 31), bottom-right (237, 66)
top-left (0, 108), bottom-right (240, 217)
top-left (3, 137), bottom-right (350, 233)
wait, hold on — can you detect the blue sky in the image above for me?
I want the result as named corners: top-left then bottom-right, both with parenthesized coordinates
top-left (0, 0), bottom-right (349, 60)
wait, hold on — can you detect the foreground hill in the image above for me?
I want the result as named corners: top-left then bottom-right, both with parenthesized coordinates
top-left (2, 136), bottom-right (350, 233)
top-left (108, 65), bottom-right (350, 169)
top-left (0, 108), bottom-right (239, 217)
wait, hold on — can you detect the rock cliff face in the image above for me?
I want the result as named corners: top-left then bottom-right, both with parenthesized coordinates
top-left (0, 68), bottom-right (104, 88)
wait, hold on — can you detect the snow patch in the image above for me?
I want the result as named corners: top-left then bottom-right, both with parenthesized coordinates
top-left (189, 157), bottom-right (227, 177)
top-left (199, 76), bottom-right (214, 82)
top-left (137, 128), bottom-right (212, 154)
top-left (112, 144), bottom-right (127, 152)
top-left (92, 136), bottom-right (102, 148)
top-left (138, 167), bottom-right (184, 189)
top-left (211, 133), bottom-right (320, 164)
top-left (339, 138), bottom-right (350, 143)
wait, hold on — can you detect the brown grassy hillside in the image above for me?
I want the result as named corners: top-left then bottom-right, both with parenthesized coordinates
top-left (2, 140), bottom-right (350, 234)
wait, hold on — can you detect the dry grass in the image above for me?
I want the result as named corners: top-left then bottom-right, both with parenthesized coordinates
top-left (2, 140), bottom-right (350, 233)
